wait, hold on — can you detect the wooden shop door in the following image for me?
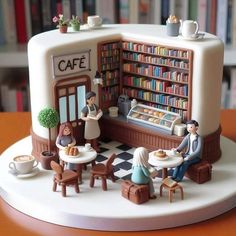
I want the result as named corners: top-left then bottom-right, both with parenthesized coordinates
top-left (55, 76), bottom-right (90, 145)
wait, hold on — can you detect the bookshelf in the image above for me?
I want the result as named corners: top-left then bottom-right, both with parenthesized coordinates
top-left (0, 0), bottom-right (236, 111)
top-left (121, 40), bottom-right (193, 121)
top-left (97, 40), bottom-right (121, 111)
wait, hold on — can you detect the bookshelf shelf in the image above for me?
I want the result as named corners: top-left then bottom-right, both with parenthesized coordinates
top-left (0, 44), bottom-right (28, 68)
top-left (97, 40), bottom-right (121, 111)
top-left (121, 40), bottom-right (192, 121)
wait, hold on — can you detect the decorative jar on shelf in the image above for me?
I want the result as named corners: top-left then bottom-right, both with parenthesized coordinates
top-left (70, 15), bottom-right (81, 32)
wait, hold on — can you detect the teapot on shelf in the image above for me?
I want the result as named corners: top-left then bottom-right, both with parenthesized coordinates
top-left (180, 20), bottom-right (199, 39)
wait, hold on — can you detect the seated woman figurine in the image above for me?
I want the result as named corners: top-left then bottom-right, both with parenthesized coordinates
top-left (56, 122), bottom-right (77, 170)
top-left (56, 122), bottom-right (76, 149)
top-left (131, 147), bottom-right (158, 199)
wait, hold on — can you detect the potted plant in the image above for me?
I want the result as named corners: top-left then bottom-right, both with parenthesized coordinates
top-left (70, 15), bottom-right (81, 31)
top-left (52, 14), bottom-right (69, 33)
top-left (38, 107), bottom-right (60, 169)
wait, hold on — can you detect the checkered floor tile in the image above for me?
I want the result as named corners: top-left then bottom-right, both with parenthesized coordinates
top-left (96, 139), bottom-right (135, 180)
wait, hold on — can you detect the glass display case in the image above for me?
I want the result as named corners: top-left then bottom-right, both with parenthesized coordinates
top-left (127, 104), bottom-right (182, 134)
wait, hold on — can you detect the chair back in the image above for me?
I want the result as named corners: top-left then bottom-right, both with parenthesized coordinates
top-left (105, 153), bottom-right (116, 172)
top-left (50, 160), bottom-right (63, 179)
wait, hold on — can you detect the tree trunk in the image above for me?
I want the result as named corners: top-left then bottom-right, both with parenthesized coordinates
top-left (48, 128), bottom-right (51, 155)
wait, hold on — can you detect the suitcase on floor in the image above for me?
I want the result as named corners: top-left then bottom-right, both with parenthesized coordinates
top-left (121, 180), bottom-right (149, 204)
top-left (185, 160), bottom-right (212, 184)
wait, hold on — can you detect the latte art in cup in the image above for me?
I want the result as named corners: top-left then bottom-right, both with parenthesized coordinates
top-left (14, 155), bottom-right (34, 162)
top-left (9, 155), bottom-right (38, 174)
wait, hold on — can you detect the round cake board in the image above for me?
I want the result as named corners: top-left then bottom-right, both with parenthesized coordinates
top-left (0, 136), bottom-right (236, 231)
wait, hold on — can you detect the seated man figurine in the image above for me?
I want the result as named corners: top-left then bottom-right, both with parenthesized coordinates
top-left (172, 120), bottom-right (203, 182)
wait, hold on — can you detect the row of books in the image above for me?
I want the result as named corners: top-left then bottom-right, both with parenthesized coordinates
top-left (0, 0), bottom-right (96, 45)
top-left (122, 52), bottom-right (190, 70)
top-left (1, 0), bottom-right (236, 46)
top-left (0, 78), bottom-right (30, 112)
top-left (122, 87), bottom-right (188, 110)
top-left (122, 41), bottom-right (190, 59)
top-left (123, 76), bottom-right (188, 97)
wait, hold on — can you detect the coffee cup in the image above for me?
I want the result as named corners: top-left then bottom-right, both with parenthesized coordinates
top-left (85, 143), bottom-right (91, 151)
top-left (170, 149), bottom-right (177, 156)
top-left (180, 20), bottom-right (199, 38)
top-left (9, 155), bottom-right (38, 174)
top-left (87, 15), bottom-right (102, 28)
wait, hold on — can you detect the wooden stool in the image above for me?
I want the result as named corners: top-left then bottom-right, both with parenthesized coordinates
top-left (160, 178), bottom-right (184, 203)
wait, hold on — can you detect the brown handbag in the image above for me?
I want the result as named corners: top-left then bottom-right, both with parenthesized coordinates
top-left (121, 180), bottom-right (149, 204)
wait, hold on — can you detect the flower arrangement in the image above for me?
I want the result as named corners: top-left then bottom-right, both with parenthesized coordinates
top-left (52, 14), bottom-right (69, 27)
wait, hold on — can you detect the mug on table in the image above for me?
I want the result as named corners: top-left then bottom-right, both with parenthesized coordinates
top-left (87, 15), bottom-right (102, 28)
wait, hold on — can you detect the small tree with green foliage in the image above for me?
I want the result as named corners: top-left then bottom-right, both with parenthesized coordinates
top-left (38, 107), bottom-right (60, 155)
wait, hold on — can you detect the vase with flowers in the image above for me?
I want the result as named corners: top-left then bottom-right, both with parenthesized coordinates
top-left (52, 14), bottom-right (69, 33)
top-left (70, 15), bottom-right (81, 31)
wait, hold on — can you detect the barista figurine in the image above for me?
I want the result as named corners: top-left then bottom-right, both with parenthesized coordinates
top-left (81, 91), bottom-right (103, 152)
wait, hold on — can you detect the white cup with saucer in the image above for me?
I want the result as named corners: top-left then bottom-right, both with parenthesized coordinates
top-left (87, 15), bottom-right (102, 28)
top-left (85, 143), bottom-right (91, 151)
top-left (180, 20), bottom-right (199, 39)
top-left (9, 155), bottom-right (38, 175)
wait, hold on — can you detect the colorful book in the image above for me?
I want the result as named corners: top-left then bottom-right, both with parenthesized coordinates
top-left (188, 0), bottom-right (198, 21)
top-left (95, 0), bottom-right (116, 24)
top-left (150, 0), bottom-right (161, 24)
top-left (2, 0), bottom-right (17, 43)
top-left (169, 0), bottom-right (189, 20)
top-left (216, 0), bottom-right (228, 44)
top-left (232, 0), bottom-right (236, 47)
top-left (229, 67), bottom-right (236, 108)
top-left (197, 0), bottom-right (207, 32)
top-left (0, 1), bottom-right (6, 45)
top-left (24, 0), bottom-right (32, 39)
top-left (41, 0), bottom-right (52, 31)
top-left (14, 0), bottom-right (28, 43)
top-left (30, 0), bottom-right (42, 35)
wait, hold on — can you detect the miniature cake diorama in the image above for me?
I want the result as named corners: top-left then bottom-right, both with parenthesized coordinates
top-left (2, 16), bottom-right (235, 231)
top-left (28, 21), bottom-right (223, 164)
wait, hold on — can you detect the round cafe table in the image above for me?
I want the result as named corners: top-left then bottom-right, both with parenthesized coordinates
top-left (149, 150), bottom-right (183, 179)
top-left (59, 146), bottom-right (97, 182)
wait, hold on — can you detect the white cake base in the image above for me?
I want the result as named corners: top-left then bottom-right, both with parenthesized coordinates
top-left (0, 136), bottom-right (236, 231)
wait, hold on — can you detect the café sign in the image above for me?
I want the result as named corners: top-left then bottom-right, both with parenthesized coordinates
top-left (52, 50), bottom-right (90, 77)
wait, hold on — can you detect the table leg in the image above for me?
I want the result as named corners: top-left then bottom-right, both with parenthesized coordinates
top-left (162, 168), bottom-right (168, 179)
top-left (75, 164), bottom-right (83, 184)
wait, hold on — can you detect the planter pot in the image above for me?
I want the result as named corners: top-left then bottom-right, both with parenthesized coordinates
top-left (71, 24), bottom-right (80, 31)
top-left (40, 151), bottom-right (58, 170)
top-left (59, 25), bottom-right (68, 33)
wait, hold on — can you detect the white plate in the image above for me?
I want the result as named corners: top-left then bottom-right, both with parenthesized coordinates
top-left (166, 150), bottom-right (182, 158)
top-left (9, 167), bottom-right (40, 179)
top-left (154, 155), bottom-right (169, 161)
top-left (178, 33), bottom-right (205, 41)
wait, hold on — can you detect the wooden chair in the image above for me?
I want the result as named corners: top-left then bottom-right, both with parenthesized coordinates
top-left (89, 153), bottom-right (117, 191)
top-left (50, 161), bottom-right (80, 197)
top-left (160, 178), bottom-right (184, 203)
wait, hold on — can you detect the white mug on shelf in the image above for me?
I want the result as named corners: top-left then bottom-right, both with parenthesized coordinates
top-left (87, 15), bottom-right (102, 28)
top-left (180, 20), bottom-right (199, 38)
top-left (9, 155), bottom-right (38, 174)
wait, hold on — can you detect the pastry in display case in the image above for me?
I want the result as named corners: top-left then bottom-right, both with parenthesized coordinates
top-left (127, 104), bottom-right (182, 135)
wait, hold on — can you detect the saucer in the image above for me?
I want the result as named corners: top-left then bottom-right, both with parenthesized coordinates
top-left (9, 167), bottom-right (40, 179)
top-left (88, 24), bottom-right (103, 29)
top-left (178, 33), bottom-right (205, 41)
top-left (166, 150), bottom-right (182, 158)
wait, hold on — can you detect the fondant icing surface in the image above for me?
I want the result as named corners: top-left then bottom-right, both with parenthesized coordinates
top-left (0, 136), bottom-right (235, 231)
